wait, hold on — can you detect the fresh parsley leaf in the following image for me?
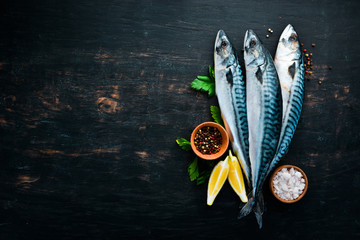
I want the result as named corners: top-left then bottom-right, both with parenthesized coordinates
top-left (196, 169), bottom-right (210, 185)
top-left (176, 138), bottom-right (191, 151)
top-left (210, 105), bottom-right (224, 127)
top-left (190, 67), bottom-right (216, 97)
top-left (208, 86), bottom-right (215, 97)
top-left (209, 65), bottom-right (215, 80)
top-left (196, 159), bottom-right (215, 185)
top-left (191, 77), bottom-right (215, 97)
top-left (176, 137), bottom-right (216, 185)
top-left (196, 160), bottom-right (216, 185)
top-left (196, 76), bottom-right (212, 81)
top-left (188, 157), bottom-right (199, 181)
top-left (195, 176), bottom-right (206, 185)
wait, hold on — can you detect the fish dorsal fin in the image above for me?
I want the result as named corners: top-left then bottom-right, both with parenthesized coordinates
top-left (226, 68), bottom-right (233, 86)
top-left (288, 62), bottom-right (296, 79)
top-left (255, 67), bottom-right (263, 84)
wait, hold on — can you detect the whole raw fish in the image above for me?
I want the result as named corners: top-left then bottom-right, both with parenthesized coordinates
top-left (265, 24), bottom-right (305, 177)
top-left (214, 30), bottom-right (251, 185)
top-left (239, 29), bottom-right (282, 228)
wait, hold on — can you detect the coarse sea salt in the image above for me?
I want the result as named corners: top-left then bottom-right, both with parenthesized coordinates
top-left (272, 167), bottom-right (306, 201)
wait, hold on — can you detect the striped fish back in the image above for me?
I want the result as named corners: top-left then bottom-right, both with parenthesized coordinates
top-left (266, 58), bottom-right (305, 178)
top-left (255, 55), bottom-right (282, 194)
top-left (231, 59), bottom-right (250, 177)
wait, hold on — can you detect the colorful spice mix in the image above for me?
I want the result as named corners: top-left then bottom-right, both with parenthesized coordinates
top-left (302, 43), bottom-right (314, 81)
top-left (194, 126), bottom-right (222, 155)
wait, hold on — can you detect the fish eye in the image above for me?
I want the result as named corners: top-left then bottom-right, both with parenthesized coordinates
top-left (221, 41), bottom-right (227, 47)
top-left (289, 33), bottom-right (297, 41)
top-left (250, 39), bottom-right (256, 48)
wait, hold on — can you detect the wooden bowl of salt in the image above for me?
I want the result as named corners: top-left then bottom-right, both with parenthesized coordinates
top-left (269, 165), bottom-right (308, 203)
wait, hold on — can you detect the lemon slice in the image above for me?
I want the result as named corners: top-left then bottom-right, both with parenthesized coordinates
top-left (228, 150), bottom-right (248, 203)
top-left (207, 156), bottom-right (229, 206)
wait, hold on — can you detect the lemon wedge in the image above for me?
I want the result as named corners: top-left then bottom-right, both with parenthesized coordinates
top-left (228, 150), bottom-right (248, 203)
top-left (207, 156), bottom-right (229, 206)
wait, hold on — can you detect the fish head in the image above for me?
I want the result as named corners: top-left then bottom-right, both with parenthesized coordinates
top-left (214, 30), bottom-right (237, 69)
top-left (276, 24), bottom-right (301, 61)
top-left (244, 29), bottom-right (266, 68)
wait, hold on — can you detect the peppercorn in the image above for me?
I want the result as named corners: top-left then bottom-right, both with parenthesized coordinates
top-left (194, 126), bottom-right (222, 155)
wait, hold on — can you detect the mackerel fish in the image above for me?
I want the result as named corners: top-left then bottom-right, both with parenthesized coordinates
top-left (214, 30), bottom-right (251, 186)
top-left (239, 29), bottom-right (282, 228)
top-left (265, 24), bottom-right (305, 177)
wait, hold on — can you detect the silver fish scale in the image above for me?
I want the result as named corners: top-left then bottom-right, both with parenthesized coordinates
top-left (266, 60), bottom-right (305, 177)
top-left (254, 59), bottom-right (282, 193)
top-left (231, 61), bottom-right (251, 180)
top-left (214, 30), bottom-right (252, 184)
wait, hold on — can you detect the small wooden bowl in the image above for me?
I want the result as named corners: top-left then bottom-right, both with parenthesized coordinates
top-left (190, 122), bottom-right (229, 160)
top-left (269, 164), bottom-right (308, 203)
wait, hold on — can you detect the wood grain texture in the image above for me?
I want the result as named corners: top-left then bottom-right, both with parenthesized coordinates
top-left (0, 0), bottom-right (359, 239)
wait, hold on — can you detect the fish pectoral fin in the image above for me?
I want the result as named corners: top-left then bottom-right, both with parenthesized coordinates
top-left (288, 62), bottom-right (296, 79)
top-left (226, 68), bottom-right (233, 86)
top-left (255, 67), bottom-right (263, 84)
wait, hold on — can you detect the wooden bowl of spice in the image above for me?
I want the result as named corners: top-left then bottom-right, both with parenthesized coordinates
top-left (190, 122), bottom-right (229, 160)
top-left (269, 164), bottom-right (308, 203)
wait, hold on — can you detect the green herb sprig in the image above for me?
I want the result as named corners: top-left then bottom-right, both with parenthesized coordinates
top-left (188, 156), bottom-right (199, 181)
top-left (176, 138), bottom-right (191, 151)
top-left (210, 105), bottom-right (224, 127)
top-left (190, 66), bottom-right (216, 97)
top-left (176, 105), bottom-right (222, 185)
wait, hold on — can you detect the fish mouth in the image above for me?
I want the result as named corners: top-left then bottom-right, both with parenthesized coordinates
top-left (243, 30), bottom-right (251, 50)
top-left (245, 29), bottom-right (258, 42)
top-left (244, 30), bottom-right (249, 43)
top-left (283, 24), bottom-right (295, 36)
top-left (280, 24), bottom-right (297, 42)
top-left (216, 29), bottom-right (226, 42)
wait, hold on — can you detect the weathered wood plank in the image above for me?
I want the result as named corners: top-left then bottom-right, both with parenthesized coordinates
top-left (0, 0), bottom-right (359, 239)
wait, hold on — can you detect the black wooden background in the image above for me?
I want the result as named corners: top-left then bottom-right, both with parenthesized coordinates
top-left (0, 0), bottom-right (359, 239)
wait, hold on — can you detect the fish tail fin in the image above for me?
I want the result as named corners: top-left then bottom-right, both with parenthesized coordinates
top-left (253, 191), bottom-right (265, 229)
top-left (238, 191), bottom-right (254, 219)
top-left (238, 191), bottom-right (265, 229)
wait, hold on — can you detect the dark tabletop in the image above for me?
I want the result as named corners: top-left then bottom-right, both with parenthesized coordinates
top-left (0, 0), bottom-right (359, 239)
